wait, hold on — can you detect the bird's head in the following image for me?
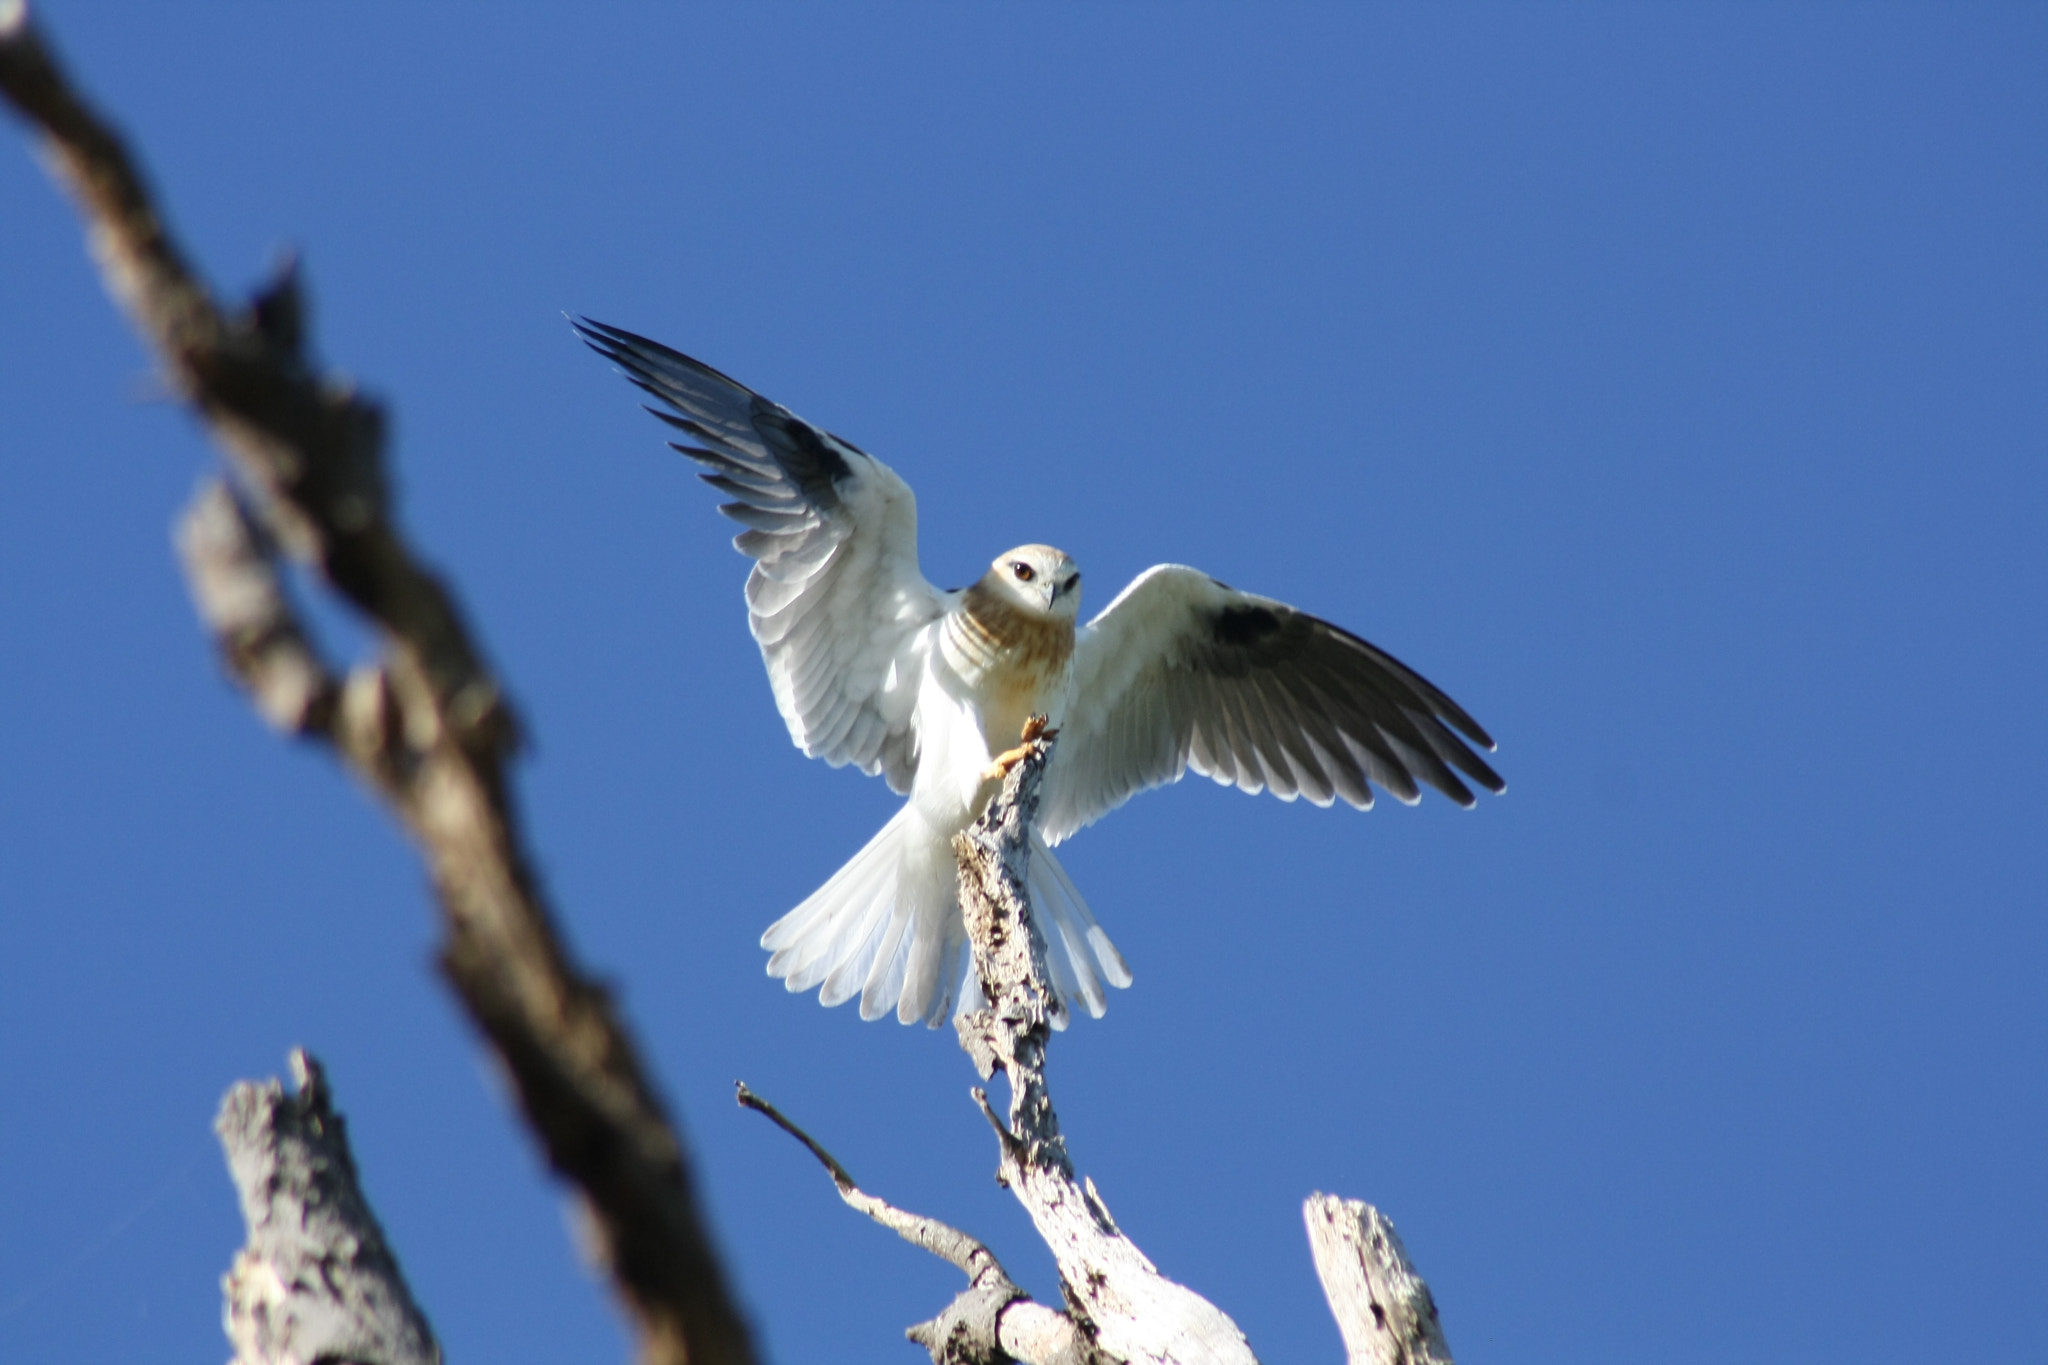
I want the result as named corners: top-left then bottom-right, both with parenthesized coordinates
top-left (983, 544), bottom-right (1082, 619)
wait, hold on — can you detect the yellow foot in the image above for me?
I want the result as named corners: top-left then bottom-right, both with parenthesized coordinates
top-left (980, 715), bottom-right (1056, 782)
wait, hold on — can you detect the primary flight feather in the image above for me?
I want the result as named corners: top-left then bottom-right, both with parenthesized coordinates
top-left (574, 318), bottom-right (1504, 1028)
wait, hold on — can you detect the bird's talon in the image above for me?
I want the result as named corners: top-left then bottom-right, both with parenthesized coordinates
top-left (981, 745), bottom-right (1029, 782)
top-left (982, 716), bottom-right (1058, 781)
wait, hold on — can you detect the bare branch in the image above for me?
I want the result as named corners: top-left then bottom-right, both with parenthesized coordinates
top-left (217, 1051), bottom-right (440, 1365)
top-left (952, 733), bottom-right (1258, 1365)
top-left (176, 480), bottom-right (341, 736)
top-left (736, 1082), bottom-right (1095, 1365)
top-left (736, 1081), bottom-right (996, 1278)
top-left (1303, 1195), bottom-right (1452, 1365)
top-left (2, 11), bottom-right (754, 1364)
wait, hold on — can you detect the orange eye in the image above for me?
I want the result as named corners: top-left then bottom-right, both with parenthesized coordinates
top-left (1011, 561), bottom-right (1035, 582)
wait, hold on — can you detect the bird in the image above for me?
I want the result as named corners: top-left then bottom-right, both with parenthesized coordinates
top-left (573, 318), bottom-right (1504, 1028)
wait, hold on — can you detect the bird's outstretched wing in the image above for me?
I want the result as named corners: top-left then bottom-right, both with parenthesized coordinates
top-left (1039, 565), bottom-right (1503, 842)
top-left (574, 318), bottom-right (945, 792)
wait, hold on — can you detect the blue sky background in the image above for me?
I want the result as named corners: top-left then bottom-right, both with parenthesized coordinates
top-left (3, 6), bottom-right (2043, 1363)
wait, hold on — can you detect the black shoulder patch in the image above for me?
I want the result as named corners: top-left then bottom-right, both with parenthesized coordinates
top-left (751, 398), bottom-right (853, 509)
top-left (1211, 603), bottom-right (1283, 646)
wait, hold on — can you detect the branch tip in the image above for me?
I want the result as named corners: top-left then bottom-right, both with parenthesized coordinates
top-left (1303, 1194), bottom-right (1453, 1365)
top-left (217, 1052), bottom-right (439, 1365)
top-left (735, 1081), bottom-right (857, 1191)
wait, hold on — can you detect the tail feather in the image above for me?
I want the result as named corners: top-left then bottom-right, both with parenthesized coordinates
top-left (897, 861), bottom-right (957, 1025)
top-left (772, 846), bottom-right (891, 989)
top-left (793, 885), bottom-right (881, 994)
top-left (820, 869), bottom-right (898, 1007)
top-left (762, 820), bottom-right (893, 953)
top-left (1032, 834), bottom-right (1134, 989)
top-left (1026, 834), bottom-right (1133, 1022)
top-left (761, 806), bottom-right (1133, 1026)
top-left (908, 927), bottom-right (967, 1027)
top-left (860, 909), bottom-right (914, 1020)
top-left (814, 856), bottom-right (903, 1002)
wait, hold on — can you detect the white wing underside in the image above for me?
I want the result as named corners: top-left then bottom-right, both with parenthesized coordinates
top-left (575, 319), bottom-right (943, 792)
top-left (577, 319), bottom-right (1132, 1025)
top-left (1040, 565), bottom-right (1504, 844)
top-left (577, 323), bottom-right (1500, 1026)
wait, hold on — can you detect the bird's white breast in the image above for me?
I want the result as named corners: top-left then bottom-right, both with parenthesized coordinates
top-left (914, 586), bottom-right (1075, 817)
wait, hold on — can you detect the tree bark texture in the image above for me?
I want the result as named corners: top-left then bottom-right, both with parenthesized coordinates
top-left (951, 736), bottom-right (1259, 1365)
top-left (1, 10), bottom-right (754, 1364)
top-left (735, 1083), bottom-right (1096, 1365)
top-left (216, 1051), bottom-right (441, 1365)
top-left (1302, 1194), bottom-right (1453, 1365)
top-left (737, 735), bottom-right (1460, 1365)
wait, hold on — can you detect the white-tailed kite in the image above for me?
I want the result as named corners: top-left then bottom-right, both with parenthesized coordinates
top-left (575, 319), bottom-right (1503, 1027)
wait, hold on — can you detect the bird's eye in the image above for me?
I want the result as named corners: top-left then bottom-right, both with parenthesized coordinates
top-left (1011, 562), bottom-right (1035, 582)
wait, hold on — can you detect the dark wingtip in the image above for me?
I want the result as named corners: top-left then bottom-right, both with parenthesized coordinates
top-left (568, 313), bottom-right (623, 361)
top-left (1431, 729), bottom-right (1505, 799)
top-left (1430, 699), bottom-right (1496, 753)
top-left (1462, 751), bottom-right (1507, 797)
top-left (566, 314), bottom-right (651, 357)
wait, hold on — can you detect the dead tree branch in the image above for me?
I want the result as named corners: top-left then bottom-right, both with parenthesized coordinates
top-left (0, 9), bottom-right (754, 1364)
top-left (736, 1083), bottom-right (1094, 1365)
top-left (949, 745), bottom-right (1458, 1365)
top-left (216, 1051), bottom-right (441, 1365)
top-left (950, 735), bottom-right (1258, 1365)
top-left (1303, 1195), bottom-right (1452, 1365)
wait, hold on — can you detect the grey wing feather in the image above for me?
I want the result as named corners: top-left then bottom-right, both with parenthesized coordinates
top-left (574, 317), bottom-right (944, 792)
top-left (1041, 565), bottom-right (1502, 842)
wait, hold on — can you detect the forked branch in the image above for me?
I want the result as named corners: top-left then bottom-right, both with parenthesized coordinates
top-left (949, 735), bottom-right (1258, 1365)
top-left (736, 1083), bottom-right (1093, 1365)
top-left (949, 738), bottom-right (1456, 1365)
top-left (1, 9), bottom-right (753, 1364)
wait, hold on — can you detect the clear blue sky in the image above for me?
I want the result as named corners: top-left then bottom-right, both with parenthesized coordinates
top-left (3, 6), bottom-right (2043, 1363)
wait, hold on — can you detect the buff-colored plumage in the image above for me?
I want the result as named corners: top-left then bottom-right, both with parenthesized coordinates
top-left (575, 319), bottom-right (1504, 1027)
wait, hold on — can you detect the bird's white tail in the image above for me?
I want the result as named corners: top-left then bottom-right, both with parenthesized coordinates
top-left (761, 804), bottom-right (1132, 1027)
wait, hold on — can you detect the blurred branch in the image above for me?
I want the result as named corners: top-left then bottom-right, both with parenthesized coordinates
top-left (1303, 1195), bottom-right (1453, 1365)
top-left (216, 1051), bottom-right (440, 1365)
top-left (0, 9), bottom-right (755, 1365)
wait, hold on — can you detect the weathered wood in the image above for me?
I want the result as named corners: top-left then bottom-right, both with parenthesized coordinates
top-left (1, 11), bottom-right (755, 1364)
top-left (177, 482), bottom-right (341, 735)
top-left (1303, 1194), bottom-right (1452, 1365)
top-left (216, 1051), bottom-right (440, 1365)
top-left (953, 735), bottom-right (1259, 1365)
top-left (736, 1082), bottom-right (1097, 1365)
